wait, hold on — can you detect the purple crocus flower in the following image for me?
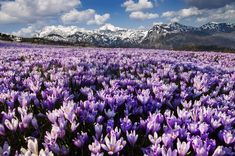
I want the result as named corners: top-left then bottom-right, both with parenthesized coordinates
top-left (114, 127), bottom-right (122, 139)
top-left (146, 112), bottom-right (163, 133)
top-left (20, 137), bottom-right (53, 156)
top-left (101, 130), bottom-right (126, 155)
top-left (0, 141), bottom-right (11, 156)
top-left (187, 122), bottom-right (199, 134)
top-left (148, 132), bottom-right (162, 145)
top-left (1, 109), bottom-right (16, 121)
top-left (198, 122), bottom-right (209, 134)
top-left (104, 109), bottom-right (116, 118)
top-left (95, 123), bottom-right (103, 139)
top-left (222, 130), bottom-right (235, 145)
top-left (161, 146), bottom-right (177, 156)
top-left (162, 131), bottom-right (179, 147)
top-left (212, 146), bottom-right (225, 156)
top-left (191, 136), bottom-right (203, 150)
top-left (18, 107), bottom-right (33, 129)
top-left (70, 120), bottom-right (79, 132)
top-left (17, 92), bottom-right (31, 107)
top-left (195, 145), bottom-right (209, 156)
top-left (126, 130), bottom-right (138, 146)
top-left (182, 100), bottom-right (192, 109)
top-left (137, 89), bottom-right (150, 104)
top-left (73, 131), bottom-right (88, 148)
top-left (25, 78), bottom-right (41, 93)
top-left (210, 118), bottom-right (221, 129)
top-left (4, 118), bottom-right (18, 131)
top-left (177, 107), bottom-right (190, 121)
top-left (177, 139), bottom-right (190, 156)
top-left (51, 124), bottom-right (65, 139)
top-left (89, 139), bottom-right (103, 155)
top-left (120, 116), bottom-right (132, 132)
top-left (147, 143), bottom-right (162, 156)
top-left (97, 101), bottom-right (105, 112)
top-left (44, 131), bottom-right (58, 150)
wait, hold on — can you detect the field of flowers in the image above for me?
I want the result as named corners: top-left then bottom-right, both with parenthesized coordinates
top-left (0, 45), bottom-right (234, 156)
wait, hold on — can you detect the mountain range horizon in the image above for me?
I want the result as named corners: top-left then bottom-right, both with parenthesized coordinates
top-left (1, 22), bottom-right (235, 52)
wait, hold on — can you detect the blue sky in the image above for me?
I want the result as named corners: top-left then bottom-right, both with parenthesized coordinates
top-left (0, 0), bottom-right (235, 36)
top-left (80, 0), bottom-right (186, 28)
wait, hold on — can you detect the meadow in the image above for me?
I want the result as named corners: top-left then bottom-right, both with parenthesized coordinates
top-left (0, 45), bottom-right (234, 155)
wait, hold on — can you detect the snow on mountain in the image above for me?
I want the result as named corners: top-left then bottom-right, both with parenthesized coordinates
top-left (199, 22), bottom-right (235, 33)
top-left (149, 22), bottom-right (194, 35)
top-left (36, 24), bottom-right (148, 46)
top-left (148, 22), bottom-right (235, 36)
top-left (35, 22), bottom-right (235, 47)
top-left (96, 24), bottom-right (147, 42)
top-left (142, 22), bottom-right (235, 50)
top-left (36, 25), bottom-right (88, 38)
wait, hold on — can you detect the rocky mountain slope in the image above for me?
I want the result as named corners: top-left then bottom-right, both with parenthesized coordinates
top-left (142, 22), bottom-right (235, 49)
top-left (35, 22), bottom-right (235, 49)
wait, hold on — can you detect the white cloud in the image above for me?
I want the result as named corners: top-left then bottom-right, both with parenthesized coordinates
top-left (161, 7), bottom-right (202, 23)
top-left (87, 14), bottom-right (110, 25)
top-left (0, 0), bottom-right (80, 24)
top-left (161, 3), bottom-right (235, 24)
top-left (196, 4), bottom-right (235, 23)
top-left (180, 7), bottom-right (202, 18)
top-left (152, 22), bottom-right (163, 25)
top-left (184, 0), bottom-right (234, 9)
top-left (162, 7), bottom-right (201, 18)
top-left (122, 0), bottom-right (159, 21)
top-left (13, 25), bottom-right (39, 37)
top-left (98, 23), bottom-right (124, 31)
top-left (12, 22), bottom-right (46, 37)
top-left (61, 9), bottom-right (110, 25)
top-left (0, 11), bottom-right (20, 23)
top-left (122, 0), bottom-right (154, 12)
top-left (129, 11), bottom-right (159, 20)
top-left (162, 11), bottom-right (175, 17)
top-left (61, 9), bottom-right (95, 24)
top-left (170, 17), bottom-right (180, 23)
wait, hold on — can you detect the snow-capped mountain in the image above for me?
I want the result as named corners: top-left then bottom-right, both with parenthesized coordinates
top-left (199, 22), bottom-right (235, 33)
top-left (149, 22), bottom-right (195, 35)
top-left (4, 22), bottom-right (231, 49)
top-left (142, 22), bottom-right (235, 49)
top-left (36, 24), bottom-right (148, 47)
top-left (149, 22), bottom-right (235, 35)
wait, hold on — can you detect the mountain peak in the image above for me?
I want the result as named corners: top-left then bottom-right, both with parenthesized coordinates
top-left (36, 25), bottom-right (88, 38)
top-left (151, 22), bottom-right (192, 34)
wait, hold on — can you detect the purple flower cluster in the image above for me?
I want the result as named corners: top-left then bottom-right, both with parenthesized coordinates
top-left (0, 46), bottom-right (234, 156)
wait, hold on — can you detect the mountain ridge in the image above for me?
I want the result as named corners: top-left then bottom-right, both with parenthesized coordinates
top-left (35, 22), bottom-right (235, 49)
top-left (1, 22), bottom-right (235, 51)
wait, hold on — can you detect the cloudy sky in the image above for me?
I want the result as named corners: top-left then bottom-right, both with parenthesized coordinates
top-left (0, 0), bottom-right (235, 36)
